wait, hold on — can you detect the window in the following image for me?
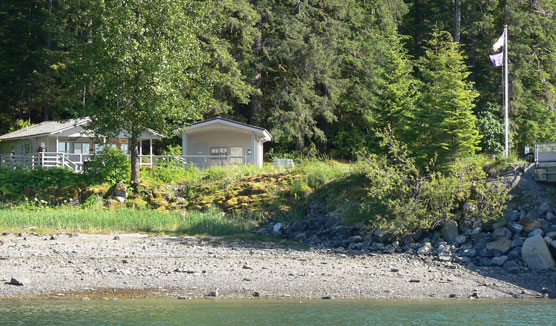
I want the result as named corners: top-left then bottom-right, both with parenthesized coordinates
top-left (120, 143), bottom-right (129, 154)
top-left (58, 141), bottom-right (70, 153)
top-left (74, 143), bottom-right (91, 154)
top-left (210, 147), bottom-right (228, 156)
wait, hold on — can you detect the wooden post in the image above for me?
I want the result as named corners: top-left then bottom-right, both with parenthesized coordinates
top-left (150, 138), bottom-right (153, 168)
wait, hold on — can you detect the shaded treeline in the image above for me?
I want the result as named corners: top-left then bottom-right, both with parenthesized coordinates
top-left (1, 0), bottom-right (555, 163)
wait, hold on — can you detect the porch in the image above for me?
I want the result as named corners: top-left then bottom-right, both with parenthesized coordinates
top-left (0, 152), bottom-right (247, 172)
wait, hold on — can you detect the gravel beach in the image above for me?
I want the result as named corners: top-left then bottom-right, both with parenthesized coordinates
top-left (0, 232), bottom-right (553, 300)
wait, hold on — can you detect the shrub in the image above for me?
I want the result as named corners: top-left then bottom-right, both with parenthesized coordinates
top-left (360, 129), bottom-right (510, 235)
top-left (0, 167), bottom-right (83, 201)
top-left (84, 146), bottom-right (130, 184)
top-left (141, 164), bottom-right (200, 185)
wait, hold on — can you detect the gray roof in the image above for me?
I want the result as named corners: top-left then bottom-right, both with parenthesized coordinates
top-left (190, 117), bottom-right (267, 132)
top-left (0, 118), bottom-right (90, 141)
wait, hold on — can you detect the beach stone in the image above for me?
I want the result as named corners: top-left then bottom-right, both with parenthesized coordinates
top-left (493, 227), bottom-right (512, 240)
top-left (417, 242), bottom-right (432, 255)
top-left (486, 239), bottom-right (512, 254)
top-left (546, 212), bottom-right (555, 222)
top-left (492, 255), bottom-right (508, 266)
top-left (207, 290), bottom-right (219, 297)
top-left (521, 216), bottom-right (542, 233)
top-left (521, 235), bottom-right (556, 270)
top-left (539, 202), bottom-right (552, 215)
top-left (113, 236), bottom-right (120, 240)
top-left (528, 228), bottom-right (544, 238)
top-left (455, 235), bottom-right (467, 245)
top-left (441, 221), bottom-right (459, 243)
top-left (507, 223), bottom-right (523, 234)
top-left (463, 248), bottom-right (476, 257)
top-left (6, 277), bottom-right (26, 286)
top-left (272, 223), bottom-right (283, 233)
top-left (506, 210), bottom-right (520, 222)
top-left (324, 213), bottom-right (343, 229)
top-left (471, 227), bottom-right (482, 238)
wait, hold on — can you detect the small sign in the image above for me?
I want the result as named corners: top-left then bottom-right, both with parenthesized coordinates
top-left (247, 149), bottom-right (252, 155)
top-left (524, 145), bottom-right (530, 154)
top-left (120, 139), bottom-right (128, 144)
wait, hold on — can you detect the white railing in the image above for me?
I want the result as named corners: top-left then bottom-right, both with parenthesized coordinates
top-left (0, 153), bottom-right (247, 172)
top-left (138, 155), bottom-right (247, 169)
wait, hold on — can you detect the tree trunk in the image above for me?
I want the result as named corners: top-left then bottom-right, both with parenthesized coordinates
top-left (455, 0), bottom-right (461, 42)
top-left (130, 131), bottom-right (140, 183)
top-left (249, 19), bottom-right (263, 125)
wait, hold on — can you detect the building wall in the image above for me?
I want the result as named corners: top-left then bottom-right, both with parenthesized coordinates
top-left (185, 129), bottom-right (262, 166)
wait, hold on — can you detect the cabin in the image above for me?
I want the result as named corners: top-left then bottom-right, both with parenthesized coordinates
top-left (181, 117), bottom-right (272, 168)
top-left (0, 118), bottom-right (161, 171)
top-left (0, 117), bottom-right (272, 171)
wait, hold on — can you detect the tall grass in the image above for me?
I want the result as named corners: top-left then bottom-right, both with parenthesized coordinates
top-left (0, 207), bottom-right (256, 235)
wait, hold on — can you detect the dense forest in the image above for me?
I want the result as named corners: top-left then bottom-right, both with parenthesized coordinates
top-left (1, 0), bottom-right (555, 162)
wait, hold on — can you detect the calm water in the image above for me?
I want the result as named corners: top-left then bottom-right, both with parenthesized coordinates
top-left (1, 299), bottom-right (555, 326)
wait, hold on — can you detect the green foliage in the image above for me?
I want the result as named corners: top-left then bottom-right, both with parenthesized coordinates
top-left (476, 102), bottom-right (506, 155)
top-left (407, 29), bottom-right (481, 169)
top-left (141, 164), bottom-right (200, 186)
top-left (84, 147), bottom-right (130, 184)
top-left (160, 145), bottom-right (182, 156)
top-left (360, 130), bottom-right (509, 235)
top-left (0, 167), bottom-right (83, 201)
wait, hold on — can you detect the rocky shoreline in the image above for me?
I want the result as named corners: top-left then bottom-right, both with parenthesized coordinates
top-left (1, 164), bottom-right (555, 301)
top-left (0, 232), bottom-right (554, 300)
top-left (258, 164), bottom-right (556, 279)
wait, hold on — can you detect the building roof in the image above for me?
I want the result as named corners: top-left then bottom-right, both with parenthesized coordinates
top-left (0, 117), bottom-right (163, 141)
top-left (186, 117), bottom-right (272, 142)
top-left (0, 118), bottom-right (91, 141)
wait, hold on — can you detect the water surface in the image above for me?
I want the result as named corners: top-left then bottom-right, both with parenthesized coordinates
top-left (1, 299), bottom-right (555, 326)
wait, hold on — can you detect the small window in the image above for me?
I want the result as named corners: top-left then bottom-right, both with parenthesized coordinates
top-left (120, 143), bottom-right (129, 154)
top-left (210, 147), bottom-right (228, 156)
top-left (74, 143), bottom-right (91, 154)
top-left (58, 141), bottom-right (70, 153)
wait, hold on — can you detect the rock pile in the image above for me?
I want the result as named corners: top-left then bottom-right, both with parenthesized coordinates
top-left (258, 166), bottom-right (556, 273)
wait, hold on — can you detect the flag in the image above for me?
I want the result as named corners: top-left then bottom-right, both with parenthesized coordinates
top-left (492, 31), bottom-right (505, 52)
top-left (489, 52), bottom-right (503, 67)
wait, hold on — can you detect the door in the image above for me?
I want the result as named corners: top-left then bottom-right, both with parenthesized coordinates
top-left (191, 142), bottom-right (208, 168)
top-left (230, 147), bottom-right (243, 164)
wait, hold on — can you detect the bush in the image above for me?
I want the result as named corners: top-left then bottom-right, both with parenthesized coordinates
top-left (84, 146), bottom-right (130, 184)
top-left (141, 164), bottom-right (200, 185)
top-left (360, 130), bottom-right (510, 236)
top-left (0, 167), bottom-right (83, 201)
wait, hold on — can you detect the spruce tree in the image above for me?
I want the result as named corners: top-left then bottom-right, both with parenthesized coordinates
top-left (408, 29), bottom-right (481, 169)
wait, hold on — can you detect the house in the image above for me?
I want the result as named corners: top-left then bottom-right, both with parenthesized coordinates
top-left (0, 118), bottom-right (161, 171)
top-left (181, 117), bottom-right (272, 168)
top-left (0, 117), bottom-right (272, 171)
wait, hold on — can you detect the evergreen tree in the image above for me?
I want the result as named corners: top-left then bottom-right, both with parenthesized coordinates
top-left (408, 30), bottom-right (481, 169)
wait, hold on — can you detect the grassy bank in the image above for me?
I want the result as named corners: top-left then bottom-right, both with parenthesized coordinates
top-left (0, 153), bottom-right (512, 237)
top-left (0, 207), bottom-right (256, 235)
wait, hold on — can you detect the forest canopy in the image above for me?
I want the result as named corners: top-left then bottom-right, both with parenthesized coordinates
top-left (1, 0), bottom-right (555, 166)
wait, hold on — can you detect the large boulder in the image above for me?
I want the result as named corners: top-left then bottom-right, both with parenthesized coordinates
top-left (486, 239), bottom-right (512, 254)
top-left (521, 235), bottom-right (555, 270)
top-left (441, 221), bottom-right (459, 243)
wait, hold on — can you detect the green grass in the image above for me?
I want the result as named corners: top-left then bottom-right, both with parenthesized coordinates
top-left (0, 206), bottom-right (257, 235)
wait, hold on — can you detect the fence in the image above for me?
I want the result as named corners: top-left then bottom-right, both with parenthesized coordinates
top-left (0, 152), bottom-right (246, 172)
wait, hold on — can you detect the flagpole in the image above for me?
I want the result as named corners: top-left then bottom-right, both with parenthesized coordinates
top-left (504, 25), bottom-right (509, 159)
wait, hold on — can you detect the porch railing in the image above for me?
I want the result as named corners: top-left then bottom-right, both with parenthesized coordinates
top-left (0, 153), bottom-right (247, 172)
